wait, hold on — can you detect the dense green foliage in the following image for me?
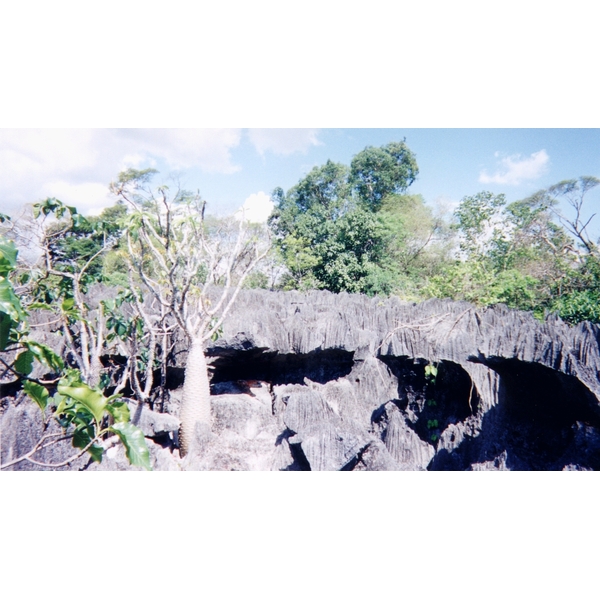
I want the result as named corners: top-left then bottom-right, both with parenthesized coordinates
top-left (269, 141), bottom-right (444, 296)
top-left (349, 141), bottom-right (419, 210)
top-left (46, 201), bottom-right (128, 288)
top-left (424, 179), bottom-right (600, 322)
top-left (269, 145), bottom-right (600, 324)
top-left (0, 224), bottom-right (150, 470)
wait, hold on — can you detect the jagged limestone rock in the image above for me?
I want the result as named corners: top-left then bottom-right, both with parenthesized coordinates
top-left (5, 289), bottom-right (600, 470)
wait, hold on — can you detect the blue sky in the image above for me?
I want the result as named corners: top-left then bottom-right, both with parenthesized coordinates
top-left (2, 128), bottom-right (599, 238)
top-left (215, 128), bottom-right (600, 212)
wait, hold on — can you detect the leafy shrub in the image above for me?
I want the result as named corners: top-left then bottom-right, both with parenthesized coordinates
top-left (549, 290), bottom-right (600, 325)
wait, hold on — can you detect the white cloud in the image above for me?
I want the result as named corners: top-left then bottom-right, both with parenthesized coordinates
top-left (247, 128), bottom-right (321, 155)
top-left (0, 129), bottom-right (97, 182)
top-left (479, 149), bottom-right (549, 185)
top-left (40, 181), bottom-right (114, 216)
top-left (0, 128), bottom-right (243, 215)
top-left (234, 191), bottom-right (274, 223)
top-left (116, 129), bottom-right (242, 173)
top-left (119, 152), bottom-right (152, 171)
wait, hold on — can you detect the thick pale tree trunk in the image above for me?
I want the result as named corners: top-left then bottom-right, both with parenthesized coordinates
top-left (179, 338), bottom-right (212, 457)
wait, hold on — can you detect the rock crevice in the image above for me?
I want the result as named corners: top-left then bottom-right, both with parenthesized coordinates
top-left (4, 289), bottom-right (600, 470)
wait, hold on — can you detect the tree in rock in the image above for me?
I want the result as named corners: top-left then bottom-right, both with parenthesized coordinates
top-left (110, 169), bottom-right (270, 458)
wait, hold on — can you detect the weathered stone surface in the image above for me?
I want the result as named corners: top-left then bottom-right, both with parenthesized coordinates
top-left (279, 383), bottom-right (371, 471)
top-left (130, 401), bottom-right (180, 437)
top-left (181, 392), bottom-right (283, 471)
top-left (382, 406), bottom-right (435, 471)
top-left (355, 440), bottom-right (401, 471)
top-left (4, 289), bottom-right (600, 471)
top-left (197, 290), bottom-right (600, 470)
top-left (0, 401), bottom-right (89, 471)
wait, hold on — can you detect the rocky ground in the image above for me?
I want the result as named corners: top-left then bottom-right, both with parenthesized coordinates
top-left (3, 289), bottom-right (600, 470)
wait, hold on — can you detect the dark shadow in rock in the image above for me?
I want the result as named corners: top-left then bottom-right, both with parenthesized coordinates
top-left (275, 428), bottom-right (294, 447)
top-left (151, 431), bottom-right (174, 449)
top-left (378, 356), bottom-right (478, 445)
top-left (163, 367), bottom-right (186, 390)
top-left (0, 379), bottom-right (27, 401)
top-left (286, 436), bottom-right (312, 471)
top-left (429, 359), bottom-right (600, 470)
top-left (370, 398), bottom-right (409, 425)
top-left (209, 348), bottom-right (355, 388)
top-left (370, 403), bottom-right (389, 425)
top-left (272, 429), bottom-right (310, 471)
top-left (340, 443), bottom-right (370, 471)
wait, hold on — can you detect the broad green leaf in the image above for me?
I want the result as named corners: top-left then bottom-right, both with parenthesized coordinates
top-left (23, 380), bottom-right (50, 412)
top-left (57, 382), bottom-right (108, 423)
top-left (110, 422), bottom-right (152, 470)
top-left (71, 213), bottom-right (88, 228)
top-left (106, 401), bottom-right (130, 423)
top-left (61, 298), bottom-right (75, 312)
top-left (14, 350), bottom-right (34, 375)
top-left (72, 426), bottom-right (103, 463)
top-left (73, 424), bottom-right (95, 449)
top-left (0, 239), bottom-right (18, 276)
top-left (53, 393), bottom-right (68, 415)
top-left (425, 364), bottom-right (438, 379)
top-left (0, 312), bottom-right (13, 351)
top-left (24, 340), bottom-right (64, 371)
top-left (0, 277), bottom-right (25, 320)
top-left (60, 368), bottom-right (85, 387)
top-left (87, 444), bottom-right (103, 463)
top-left (27, 302), bottom-right (54, 311)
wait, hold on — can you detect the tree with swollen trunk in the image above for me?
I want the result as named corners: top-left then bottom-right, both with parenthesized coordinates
top-left (110, 169), bottom-right (270, 458)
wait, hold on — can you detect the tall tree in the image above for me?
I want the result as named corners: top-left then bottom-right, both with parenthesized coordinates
top-left (350, 140), bottom-right (419, 210)
top-left (110, 169), bottom-right (269, 459)
top-left (377, 193), bottom-right (449, 284)
top-left (427, 179), bottom-right (600, 322)
top-left (269, 141), bottom-right (421, 294)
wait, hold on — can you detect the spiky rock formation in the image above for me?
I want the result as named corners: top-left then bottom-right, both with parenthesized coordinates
top-left (192, 290), bottom-right (600, 471)
top-left (4, 289), bottom-right (600, 470)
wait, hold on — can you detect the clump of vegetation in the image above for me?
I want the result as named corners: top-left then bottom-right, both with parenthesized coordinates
top-left (2, 148), bottom-right (599, 470)
top-left (0, 227), bottom-right (150, 470)
top-left (269, 145), bottom-right (600, 325)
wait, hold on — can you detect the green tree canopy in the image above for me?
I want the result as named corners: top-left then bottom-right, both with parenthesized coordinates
top-left (269, 141), bottom-right (423, 295)
top-left (350, 140), bottom-right (419, 210)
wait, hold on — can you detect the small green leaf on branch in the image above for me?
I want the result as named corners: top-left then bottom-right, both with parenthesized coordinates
top-left (110, 422), bottom-right (152, 470)
top-left (14, 350), bottom-right (35, 375)
top-left (106, 401), bottom-right (130, 423)
top-left (23, 380), bottom-right (50, 412)
top-left (57, 382), bottom-right (108, 423)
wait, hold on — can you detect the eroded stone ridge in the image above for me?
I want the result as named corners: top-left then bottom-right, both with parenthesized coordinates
top-left (3, 289), bottom-right (600, 470)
